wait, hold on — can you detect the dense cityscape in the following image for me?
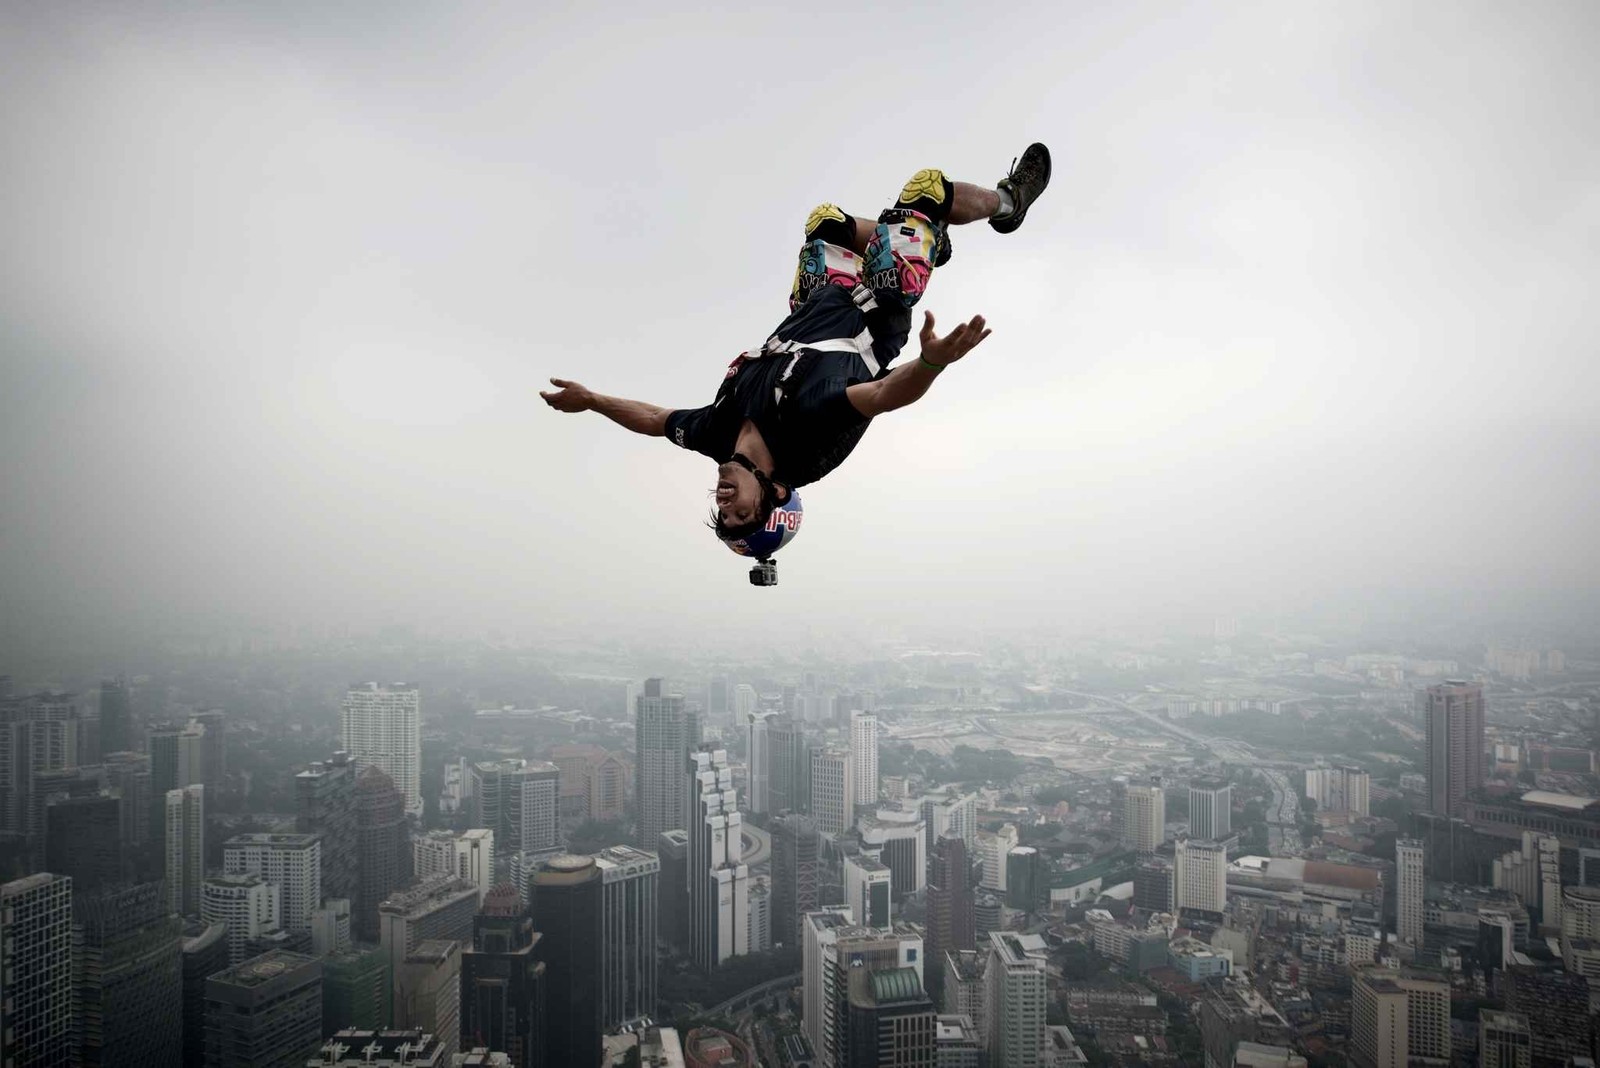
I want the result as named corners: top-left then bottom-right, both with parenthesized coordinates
top-left (2, 615), bottom-right (1597, 1067)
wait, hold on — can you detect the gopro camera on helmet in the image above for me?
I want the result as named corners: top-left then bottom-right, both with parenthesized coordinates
top-left (748, 557), bottom-right (778, 587)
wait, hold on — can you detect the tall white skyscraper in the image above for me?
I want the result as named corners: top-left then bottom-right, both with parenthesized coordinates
top-left (850, 713), bottom-right (879, 810)
top-left (687, 748), bottom-right (749, 969)
top-left (165, 784), bottom-right (205, 916)
top-left (1188, 780), bottom-right (1232, 840)
top-left (341, 683), bottom-right (422, 815)
top-left (921, 790), bottom-right (979, 855)
top-left (811, 748), bottom-right (854, 836)
top-left (977, 824), bottom-right (1019, 891)
top-left (1173, 837), bottom-right (1227, 915)
top-left (1123, 780), bottom-right (1166, 853)
top-left (223, 832), bottom-right (323, 933)
top-left (201, 874), bottom-right (281, 964)
top-left (1396, 838), bottom-right (1425, 945)
top-left (985, 931), bottom-right (1047, 1068)
top-left (595, 844), bottom-right (660, 1028)
top-left (635, 679), bottom-right (699, 850)
top-left (413, 828), bottom-right (495, 902)
top-left (471, 760), bottom-right (560, 855)
top-left (747, 713), bottom-right (771, 816)
top-left (0, 872), bottom-right (73, 1066)
top-left (1305, 765), bottom-right (1370, 816)
top-left (801, 909), bottom-right (923, 1066)
top-left (733, 684), bottom-right (758, 720)
top-left (844, 854), bottom-right (893, 926)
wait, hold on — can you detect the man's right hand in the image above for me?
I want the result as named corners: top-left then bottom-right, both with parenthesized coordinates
top-left (540, 378), bottom-right (594, 413)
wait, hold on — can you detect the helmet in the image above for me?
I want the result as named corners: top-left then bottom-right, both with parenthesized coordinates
top-left (725, 491), bottom-right (803, 558)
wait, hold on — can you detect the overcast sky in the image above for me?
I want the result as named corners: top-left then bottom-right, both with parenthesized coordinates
top-left (2, 1), bottom-right (1597, 650)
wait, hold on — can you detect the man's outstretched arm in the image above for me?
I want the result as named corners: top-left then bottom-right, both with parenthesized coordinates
top-left (539, 378), bottom-right (670, 436)
top-left (846, 312), bottom-right (992, 418)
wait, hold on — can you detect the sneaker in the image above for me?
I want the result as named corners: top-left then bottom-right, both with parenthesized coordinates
top-left (989, 142), bottom-right (1052, 234)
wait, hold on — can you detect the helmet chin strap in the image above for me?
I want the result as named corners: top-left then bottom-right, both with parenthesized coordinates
top-left (729, 453), bottom-right (789, 506)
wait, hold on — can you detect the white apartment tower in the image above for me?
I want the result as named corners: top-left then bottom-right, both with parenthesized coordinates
top-left (165, 784), bottom-right (205, 917)
top-left (1350, 966), bottom-right (1450, 1068)
top-left (977, 824), bottom-right (1020, 891)
top-left (687, 748), bottom-right (750, 970)
top-left (850, 713), bottom-right (879, 810)
top-left (811, 748), bottom-right (854, 836)
top-left (1396, 838), bottom-right (1425, 945)
top-left (413, 828), bottom-right (495, 902)
top-left (1305, 765), bottom-right (1371, 816)
top-left (1123, 780), bottom-right (1166, 853)
top-left (341, 683), bottom-right (422, 815)
top-left (985, 931), bottom-right (1047, 1068)
top-left (1174, 838), bottom-right (1228, 915)
top-left (201, 874), bottom-right (281, 964)
top-left (635, 680), bottom-right (699, 850)
top-left (0, 873), bottom-right (73, 1066)
top-left (921, 790), bottom-right (979, 854)
top-left (223, 832), bottom-right (323, 933)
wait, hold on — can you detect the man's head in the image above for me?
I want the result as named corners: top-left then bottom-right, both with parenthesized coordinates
top-left (710, 455), bottom-right (802, 557)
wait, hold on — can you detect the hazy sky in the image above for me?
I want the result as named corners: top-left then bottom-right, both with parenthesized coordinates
top-left (3, 1), bottom-right (1597, 648)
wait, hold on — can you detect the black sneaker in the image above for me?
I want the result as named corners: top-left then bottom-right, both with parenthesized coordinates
top-left (989, 142), bottom-right (1052, 234)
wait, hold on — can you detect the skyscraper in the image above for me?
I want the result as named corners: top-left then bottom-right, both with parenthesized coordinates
top-left (1421, 681), bottom-right (1484, 817)
top-left (687, 748), bottom-right (750, 969)
top-left (44, 795), bottom-right (122, 893)
top-left (224, 832), bottom-right (323, 933)
top-left (395, 939), bottom-right (461, 1064)
top-left (0, 872), bottom-right (73, 1066)
top-left (102, 751), bottom-right (152, 853)
top-left (341, 683), bottom-right (422, 815)
top-left (461, 884), bottom-right (545, 1068)
top-left (850, 713), bottom-right (879, 811)
top-left (985, 931), bottom-right (1047, 1068)
top-left (414, 828), bottom-right (495, 902)
top-left (201, 873), bottom-right (281, 964)
top-left (165, 783), bottom-right (204, 916)
top-left (771, 814), bottom-right (819, 948)
top-left (203, 950), bottom-right (323, 1068)
top-left (320, 945), bottom-right (389, 1036)
top-left (844, 855), bottom-right (893, 927)
top-left (1123, 779), bottom-right (1166, 853)
top-left (595, 844), bottom-right (658, 1027)
top-left (811, 747), bottom-right (853, 836)
top-left (189, 709), bottom-right (227, 799)
top-left (926, 834), bottom-right (976, 1000)
top-left (859, 811), bottom-right (927, 901)
top-left (747, 713), bottom-right (771, 815)
top-left (0, 693), bottom-right (86, 845)
top-left (97, 679), bottom-right (132, 759)
top-left (530, 854), bottom-right (603, 1068)
top-left (1349, 966), bottom-right (1449, 1068)
top-left (181, 921), bottom-right (229, 1068)
top-left (656, 830), bottom-right (690, 953)
top-left (471, 760), bottom-right (561, 857)
top-left (1188, 780), bottom-right (1233, 840)
top-left (1174, 837), bottom-right (1228, 915)
top-left (709, 674), bottom-right (731, 725)
top-left (1396, 839), bottom-right (1425, 945)
top-left (803, 912), bottom-right (926, 1067)
top-left (296, 751), bottom-right (359, 903)
top-left (70, 881), bottom-right (183, 1067)
top-left (1304, 765), bottom-right (1370, 817)
top-left (919, 789), bottom-right (979, 855)
top-left (766, 714), bottom-right (810, 815)
top-left (976, 824), bottom-right (1019, 892)
top-left (1478, 1010), bottom-right (1531, 1068)
top-left (635, 680), bottom-right (699, 849)
top-left (378, 876), bottom-right (478, 982)
top-left (354, 765), bottom-right (408, 943)
top-left (843, 967), bottom-right (936, 1068)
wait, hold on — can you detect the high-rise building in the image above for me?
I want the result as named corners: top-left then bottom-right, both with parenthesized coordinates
top-left (355, 765), bottom-right (409, 943)
top-left (413, 828), bottom-right (495, 903)
top-left (926, 834), bottom-right (976, 1002)
top-left (44, 794), bottom-right (122, 893)
top-left (984, 931), bottom-right (1048, 1068)
top-left (310, 898), bottom-right (352, 956)
top-left (549, 744), bottom-right (600, 826)
top-left (709, 674), bottom-right (731, 725)
top-left (461, 884), bottom-right (544, 1068)
top-left (1134, 857), bottom-right (1174, 912)
top-left (1492, 831), bottom-right (1563, 931)
top-left (1304, 765), bottom-right (1370, 817)
top-left (180, 921), bottom-right (228, 1067)
top-left (202, 874), bottom-right (281, 964)
top-left (1420, 681), bottom-right (1484, 818)
top-left (189, 709), bottom-right (227, 799)
top-left (1188, 779), bottom-right (1233, 840)
top-left (101, 751), bottom-right (152, 853)
top-left (843, 967), bottom-right (935, 1068)
top-left (165, 783), bottom-right (204, 917)
top-left (733, 683), bottom-right (758, 721)
top-left (850, 713), bottom-right (879, 811)
top-left (844, 854), bottom-right (893, 927)
top-left (595, 844), bottom-right (658, 1028)
top-left (771, 814), bottom-right (819, 948)
top-left (1478, 1010), bottom-right (1531, 1068)
top-left (1395, 839), bottom-right (1425, 945)
top-left (70, 881), bottom-right (183, 1067)
top-left (0, 694), bottom-right (86, 845)
top-left (766, 714), bottom-right (810, 815)
top-left (802, 911), bottom-right (925, 1067)
top-left (747, 878), bottom-right (772, 953)
top-left (976, 824), bottom-right (1019, 892)
top-left (859, 812), bottom-right (927, 901)
top-left (747, 713), bottom-right (771, 815)
top-left (341, 683), bottom-right (422, 815)
top-left (1174, 838), bottom-right (1228, 915)
top-left (97, 679), bottom-right (132, 760)
top-left (224, 831), bottom-right (323, 932)
top-left (472, 759), bottom-right (557, 856)
top-left (320, 945), bottom-right (389, 1036)
top-left (635, 680), bottom-right (699, 850)
top-left (0, 873), bottom-right (73, 1066)
top-left (378, 876), bottom-right (478, 982)
top-left (1504, 966), bottom-right (1593, 1066)
top-left (296, 752), bottom-right (360, 903)
top-left (1123, 779), bottom-right (1165, 853)
top-left (1006, 847), bottom-right (1043, 913)
top-left (530, 854), bottom-right (603, 1068)
top-left (941, 950), bottom-right (987, 1039)
top-left (1348, 966), bottom-right (1449, 1068)
top-left (687, 748), bottom-right (750, 969)
top-left (203, 949), bottom-right (323, 1068)
top-left (811, 748), bottom-right (853, 836)
top-left (935, 1013), bottom-right (984, 1068)
top-left (920, 790), bottom-right (979, 854)
top-left (395, 939), bottom-right (460, 1064)
top-left (657, 829), bottom-right (690, 953)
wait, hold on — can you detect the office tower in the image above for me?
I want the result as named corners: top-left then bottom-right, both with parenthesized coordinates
top-left (1188, 779), bottom-right (1233, 840)
top-left (1303, 765), bottom-right (1370, 817)
top-left (845, 855), bottom-right (893, 926)
top-left (985, 931), bottom-right (1047, 1068)
top-left (378, 876), bottom-right (477, 981)
top-left (341, 683), bottom-right (422, 815)
top-left (181, 921), bottom-right (228, 1067)
top-left (635, 680), bottom-right (699, 849)
top-left (355, 765), bottom-right (408, 943)
top-left (224, 831), bottom-right (323, 932)
top-left (311, 899), bottom-right (352, 956)
top-left (165, 783), bottom-right (204, 916)
top-left (1006, 847), bottom-right (1043, 912)
top-left (850, 713), bottom-right (879, 810)
top-left (1478, 1010), bottom-right (1531, 1068)
top-left (44, 795), bottom-right (122, 892)
top-left (0, 693), bottom-right (84, 844)
top-left (858, 812), bottom-right (927, 901)
top-left (802, 911), bottom-right (925, 1066)
top-left (1348, 966), bottom-right (1449, 1068)
top-left (97, 679), bottom-right (132, 759)
top-left (1123, 779), bottom-right (1166, 853)
top-left (709, 674), bottom-right (731, 724)
top-left (747, 713), bottom-right (771, 815)
top-left (844, 967), bottom-right (935, 1068)
top-left (413, 828), bottom-right (495, 902)
top-left (311, 1030), bottom-right (446, 1066)
top-left (1174, 838), bottom-right (1228, 915)
top-left (1504, 967), bottom-right (1592, 1066)
top-left (146, 722), bottom-right (191, 797)
top-left (461, 885), bottom-right (544, 1068)
top-left (687, 748), bottom-right (750, 969)
top-left (70, 881), bottom-right (182, 1067)
top-left (657, 830), bottom-right (690, 953)
top-left (926, 834), bottom-right (976, 1002)
top-left (941, 950), bottom-right (988, 1039)
top-left (771, 814), bottom-right (820, 947)
top-left (748, 878), bottom-right (772, 953)
top-left (202, 874), bottom-right (281, 964)
top-left (595, 844), bottom-right (658, 1028)
top-left (977, 824), bottom-right (1019, 892)
top-left (1395, 839), bottom-right (1425, 945)
top-left (395, 940), bottom-right (460, 1064)
top-left (811, 748), bottom-right (853, 836)
top-left (189, 709), bottom-right (227, 798)
top-left (296, 752), bottom-right (359, 903)
top-left (0, 873), bottom-right (73, 1066)
top-left (203, 950), bottom-right (323, 1068)
top-left (101, 751), bottom-right (151, 852)
top-left (766, 713), bottom-right (809, 815)
top-left (920, 790), bottom-right (979, 855)
top-left (321, 945), bottom-right (390, 1035)
top-left (1134, 857), bottom-right (1175, 911)
top-left (1420, 681), bottom-right (1484, 817)
top-left (529, 854), bottom-right (603, 1068)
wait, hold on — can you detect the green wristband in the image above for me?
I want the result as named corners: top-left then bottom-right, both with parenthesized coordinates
top-left (920, 356), bottom-right (947, 371)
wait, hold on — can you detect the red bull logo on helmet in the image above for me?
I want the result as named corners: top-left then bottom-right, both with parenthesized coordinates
top-left (725, 491), bottom-right (803, 558)
top-left (765, 507), bottom-right (802, 534)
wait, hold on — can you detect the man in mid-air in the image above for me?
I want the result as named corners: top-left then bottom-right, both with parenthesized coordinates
top-left (541, 143), bottom-right (1052, 576)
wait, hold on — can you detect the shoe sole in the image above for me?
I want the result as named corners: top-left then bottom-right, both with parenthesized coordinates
top-left (991, 143), bottom-right (1052, 234)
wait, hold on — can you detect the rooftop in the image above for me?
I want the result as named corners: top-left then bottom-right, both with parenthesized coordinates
top-left (868, 967), bottom-right (926, 1004)
top-left (213, 949), bottom-right (318, 987)
top-left (1520, 790), bottom-right (1598, 811)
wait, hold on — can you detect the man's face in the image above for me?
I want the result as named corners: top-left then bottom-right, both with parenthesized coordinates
top-left (715, 462), bottom-right (763, 528)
